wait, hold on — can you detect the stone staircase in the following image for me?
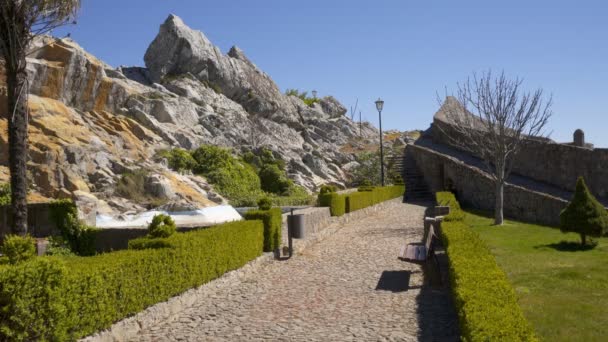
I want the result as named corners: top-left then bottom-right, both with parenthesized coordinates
top-left (403, 147), bottom-right (434, 202)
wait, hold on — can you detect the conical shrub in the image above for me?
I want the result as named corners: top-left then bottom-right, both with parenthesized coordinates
top-left (560, 177), bottom-right (608, 246)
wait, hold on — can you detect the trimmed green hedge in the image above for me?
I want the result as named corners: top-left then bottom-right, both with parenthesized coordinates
top-left (318, 193), bottom-right (346, 217)
top-left (436, 191), bottom-right (466, 222)
top-left (318, 186), bottom-right (404, 216)
top-left (243, 208), bottom-right (282, 252)
top-left (0, 220), bottom-right (263, 341)
top-left (437, 193), bottom-right (538, 341)
top-left (345, 185), bottom-right (404, 213)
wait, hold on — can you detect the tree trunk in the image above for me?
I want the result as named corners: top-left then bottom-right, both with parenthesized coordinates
top-left (6, 58), bottom-right (29, 236)
top-left (495, 180), bottom-right (504, 225)
top-left (581, 233), bottom-right (587, 246)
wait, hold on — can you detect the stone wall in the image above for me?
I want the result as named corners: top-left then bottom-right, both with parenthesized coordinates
top-left (408, 143), bottom-right (567, 226)
top-left (432, 118), bottom-right (608, 198)
top-left (0, 203), bottom-right (58, 239)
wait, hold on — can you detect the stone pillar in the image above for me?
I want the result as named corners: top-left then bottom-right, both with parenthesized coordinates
top-left (574, 129), bottom-right (585, 147)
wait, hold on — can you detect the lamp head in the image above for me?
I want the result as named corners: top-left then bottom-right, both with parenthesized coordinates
top-left (375, 98), bottom-right (384, 112)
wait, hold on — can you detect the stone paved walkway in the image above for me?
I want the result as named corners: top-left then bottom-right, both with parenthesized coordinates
top-left (134, 201), bottom-right (459, 341)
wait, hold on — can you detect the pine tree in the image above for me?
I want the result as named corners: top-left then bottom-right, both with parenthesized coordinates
top-left (560, 177), bottom-right (608, 246)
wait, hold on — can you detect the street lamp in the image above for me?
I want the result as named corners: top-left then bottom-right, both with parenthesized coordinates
top-left (312, 90), bottom-right (317, 99)
top-left (375, 98), bottom-right (385, 186)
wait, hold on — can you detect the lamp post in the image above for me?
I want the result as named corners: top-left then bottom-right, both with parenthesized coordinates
top-left (375, 98), bottom-right (385, 186)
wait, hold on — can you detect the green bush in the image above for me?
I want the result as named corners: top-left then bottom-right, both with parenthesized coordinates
top-left (159, 148), bottom-right (197, 172)
top-left (191, 145), bottom-right (233, 175)
top-left (0, 182), bottom-right (10, 205)
top-left (344, 185), bottom-right (404, 213)
top-left (0, 220), bottom-right (264, 340)
top-left (244, 208), bottom-right (282, 252)
top-left (148, 214), bottom-right (176, 238)
top-left (49, 200), bottom-right (97, 256)
top-left (191, 145), bottom-right (263, 207)
top-left (318, 193), bottom-right (346, 217)
top-left (259, 164), bottom-right (291, 194)
top-left (128, 237), bottom-right (172, 250)
top-left (436, 192), bottom-right (466, 222)
top-left (257, 197), bottom-right (272, 210)
top-left (1, 234), bottom-right (36, 264)
top-left (285, 89), bottom-right (319, 107)
top-left (319, 184), bottom-right (337, 195)
top-left (442, 221), bottom-right (538, 341)
top-left (560, 177), bottom-right (608, 246)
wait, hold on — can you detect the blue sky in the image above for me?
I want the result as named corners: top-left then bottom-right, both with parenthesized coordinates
top-left (56, 0), bottom-right (608, 146)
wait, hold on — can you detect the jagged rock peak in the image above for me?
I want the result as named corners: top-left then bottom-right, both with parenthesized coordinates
top-left (227, 45), bottom-right (258, 70)
top-left (144, 14), bottom-right (297, 118)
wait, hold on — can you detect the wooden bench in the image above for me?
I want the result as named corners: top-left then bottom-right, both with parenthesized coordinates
top-left (399, 224), bottom-right (438, 262)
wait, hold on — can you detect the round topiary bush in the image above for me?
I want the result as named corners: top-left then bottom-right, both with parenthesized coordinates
top-left (319, 184), bottom-right (337, 195)
top-left (1, 234), bottom-right (36, 264)
top-left (257, 197), bottom-right (272, 210)
top-left (148, 214), bottom-right (176, 238)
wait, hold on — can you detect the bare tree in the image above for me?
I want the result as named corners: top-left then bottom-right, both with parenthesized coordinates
top-left (439, 70), bottom-right (552, 225)
top-left (0, 0), bottom-right (80, 235)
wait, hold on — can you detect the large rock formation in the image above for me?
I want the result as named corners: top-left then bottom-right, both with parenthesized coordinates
top-left (0, 14), bottom-right (378, 214)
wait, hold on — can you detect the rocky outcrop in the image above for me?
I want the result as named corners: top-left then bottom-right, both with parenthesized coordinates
top-left (0, 14), bottom-right (378, 215)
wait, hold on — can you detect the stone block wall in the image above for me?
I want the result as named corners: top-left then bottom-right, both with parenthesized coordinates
top-left (432, 118), bottom-right (608, 198)
top-left (0, 203), bottom-right (58, 239)
top-left (408, 143), bottom-right (568, 227)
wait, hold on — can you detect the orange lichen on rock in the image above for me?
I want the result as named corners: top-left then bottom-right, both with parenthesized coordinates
top-left (39, 64), bottom-right (65, 99)
top-left (164, 172), bottom-right (216, 208)
top-left (94, 78), bottom-right (113, 112)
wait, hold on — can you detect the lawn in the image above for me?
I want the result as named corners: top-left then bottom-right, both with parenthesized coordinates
top-left (466, 211), bottom-right (608, 342)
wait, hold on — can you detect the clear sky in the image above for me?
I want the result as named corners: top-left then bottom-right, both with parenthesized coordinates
top-left (55, 0), bottom-right (608, 146)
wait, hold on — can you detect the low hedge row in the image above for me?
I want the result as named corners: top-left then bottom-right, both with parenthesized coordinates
top-left (0, 220), bottom-right (263, 341)
top-left (345, 185), bottom-right (404, 213)
top-left (437, 192), bottom-right (537, 341)
top-left (318, 193), bottom-right (346, 217)
top-left (435, 191), bottom-right (466, 221)
top-left (317, 186), bottom-right (404, 216)
top-left (243, 208), bottom-right (282, 251)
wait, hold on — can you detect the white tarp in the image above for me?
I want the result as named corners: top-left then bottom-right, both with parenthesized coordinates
top-left (96, 205), bottom-right (243, 229)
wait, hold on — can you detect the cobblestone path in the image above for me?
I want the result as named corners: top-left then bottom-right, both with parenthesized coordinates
top-left (135, 201), bottom-right (459, 341)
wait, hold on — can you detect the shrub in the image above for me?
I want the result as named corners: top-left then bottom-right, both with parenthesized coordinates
top-left (162, 148), bottom-right (197, 172)
top-left (285, 89), bottom-right (318, 107)
top-left (344, 185), bottom-right (404, 213)
top-left (244, 208), bottom-right (282, 252)
top-left (128, 237), bottom-right (172, 250)
top-left (319, 184), bottom-right (337, 195)
top-left (191, 145), bottom-right (233, 175)
top-left (191, 145), bottom-right (262, 206)
top-left (0, 220), bottom-right (264, 340)
top-left (560, 177), bottom-right (608, 246)
top-left (1, 235), bottom-right (36, 264)
top-left (318, 193), bottom-right (346, 217)
top-left (442, 220), bottom-right (538, 341)
top-left (259, 164), bottom-right (291, 194)
top-left (350, 152), bottom-right (382, 186)
top-left (257, 197), bottom-right (272, 210)
top-left (49, 200), bottom-right (97, 256)
top-left (148, 214), bottom-right (176, 238)
top-left (436, 192), bottom-right (466, 222)
top-left (0, 182), bottom-right (10, 205)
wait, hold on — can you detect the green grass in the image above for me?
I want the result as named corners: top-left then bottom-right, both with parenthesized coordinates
top-left (466, 211), bottom-right (608, 341)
